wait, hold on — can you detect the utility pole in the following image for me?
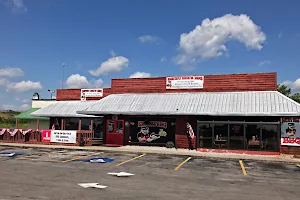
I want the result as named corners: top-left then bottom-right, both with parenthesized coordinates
top-left (62, 63), bottom-right (66, 89)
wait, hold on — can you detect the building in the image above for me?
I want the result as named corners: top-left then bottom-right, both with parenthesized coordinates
top-left (14, 93), bottom-right (56, 129)
top-left (31, 72), bottom-right (300, 154)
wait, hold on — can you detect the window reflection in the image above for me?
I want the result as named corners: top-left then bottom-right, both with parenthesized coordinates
top-left (199, 124), bottom-right (213, 148)
top-left (261, 125), bottom-right (278, 151)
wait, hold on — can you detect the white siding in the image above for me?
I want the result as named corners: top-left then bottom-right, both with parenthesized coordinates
top-left (32, 100), bottom-right (56, 108)
top-left (28, 120), bottom-right (50, 129)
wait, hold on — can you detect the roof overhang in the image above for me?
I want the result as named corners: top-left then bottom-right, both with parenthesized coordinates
top-left (77, 91), bottom-right (300, 117)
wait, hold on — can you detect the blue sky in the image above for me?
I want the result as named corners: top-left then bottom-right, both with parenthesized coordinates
top-left (0, 0), bottom-right (300, 111)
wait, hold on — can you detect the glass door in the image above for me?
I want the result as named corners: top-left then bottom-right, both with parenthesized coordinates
top-left (229, 124), bottom-right (245, 149)
top-left (198, 124), bottom-right (213, 148)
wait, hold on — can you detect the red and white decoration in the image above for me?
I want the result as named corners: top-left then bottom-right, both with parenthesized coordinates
top-left (81, 88), bottom-right (103, 101)
top-left (0, 128), bottom-right (6, 135)
top-left (6, 129), bottom-right (20, 136)
top-left (166, 76), bottom-right (204, 89)
top-left (22, 129), bottom-right (32, 135)
top-left (186, 122), bottom-right (195, 139)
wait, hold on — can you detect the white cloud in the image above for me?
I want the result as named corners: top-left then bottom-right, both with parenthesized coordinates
top-left (160, 57), bottom-right (167, 62)
top-left (1, 0), bottom-right (27, 13)
top-left (0, 67), bottom-right (24, 78)
top-left (281, 78), bottom-right (300, 92)
top-left (89, 56), bottom-right (129, 76)
top-left (278, 32), bottom-right (283, 39)
top-left (138, 35), bottom-right (162, 44)
top-left (0, 104), bottom-right (16, 111)
top-left (7, 80), bottom-right (42, 92)
top-left (0, 78), bottom-right (9, 86)
top-left (174, 14), bottom-right (266, 68)
top-left (281, 80), bottom-right (293, 86)
top-left (20, 103), bottom-right (30, 111)
top-left (65, 74), bottom-right (103, 89)
top-left (292, 78), bottom-right (300, 90)
top-left (258, 60), bottom-right (271, 66)
top-left (21, 99), bottom-right (30, 103)
top-left (110, 50), bottom-right (117, 57)
top-left (129, 72), bottom-right (151, 78)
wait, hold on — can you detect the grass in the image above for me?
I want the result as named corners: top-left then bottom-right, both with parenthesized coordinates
top-left (0, 112), bottom-right (28, 129)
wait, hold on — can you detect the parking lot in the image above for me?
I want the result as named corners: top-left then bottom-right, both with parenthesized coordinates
top-left (0, 146), bottom-right (300, 200)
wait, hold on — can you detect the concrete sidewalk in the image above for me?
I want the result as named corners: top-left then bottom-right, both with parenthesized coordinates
top-left (0, 142), bottom-right (300, 163)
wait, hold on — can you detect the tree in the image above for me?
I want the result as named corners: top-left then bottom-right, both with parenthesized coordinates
top-left (291, 93), bottom-right (300, 103)
top-left (277, 84), bottom-right (300, 103)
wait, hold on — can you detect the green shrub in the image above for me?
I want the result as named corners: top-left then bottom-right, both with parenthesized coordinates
top-left (166, 141), bottom-right (175, 148)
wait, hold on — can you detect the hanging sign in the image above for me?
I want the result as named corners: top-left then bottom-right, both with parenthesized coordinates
top-left (166, 76), bottom-right (204, 89)
top-left (281, 117), bottom-right (300, 146)
top-left (81, 88), bottom-right (103, 101)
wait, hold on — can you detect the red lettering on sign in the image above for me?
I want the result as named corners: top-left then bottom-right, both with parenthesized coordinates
top-left (282, 137), bottom-right (300, 145)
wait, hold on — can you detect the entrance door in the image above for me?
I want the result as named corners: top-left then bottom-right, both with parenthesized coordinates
top-left (198, 124), bottom-right (213, 148)
top-left (106, 120), bottom-right (124, 146)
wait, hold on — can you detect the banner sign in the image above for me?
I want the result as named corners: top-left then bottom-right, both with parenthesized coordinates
top-left (42, 130), bottom-right (51, 142)
top-left (81, 88), bottom-right (103, 101)
top-left (281, 117), bottom-right (300, 146)
top-left (42, 130), bottom-right (77, 144)
top-left (50, 130), bottom-right (77, 144)
top-left (129, 118), bottom-right (175, 145)
top-left (166, 76), bottom-right (204, 89)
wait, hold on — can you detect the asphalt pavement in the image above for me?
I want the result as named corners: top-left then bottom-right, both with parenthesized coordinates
top-left (0, 146), bottom-right (299, 200)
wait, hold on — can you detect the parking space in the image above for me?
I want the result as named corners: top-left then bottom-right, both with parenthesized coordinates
top-left (1, 146), bottom-right (300, 199)
top-left (1, 146), bottom-right (300, 179)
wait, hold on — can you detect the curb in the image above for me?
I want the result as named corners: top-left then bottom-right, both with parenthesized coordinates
top-left (1, 143), bottom-right (300, 164)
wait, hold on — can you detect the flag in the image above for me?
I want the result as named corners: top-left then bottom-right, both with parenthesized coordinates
top-left (186, 122), bottom-right (195, 139)
top-left (22, 129), bottom-right (32, 135)
top-left (0, 129), bottom-right (6, 135)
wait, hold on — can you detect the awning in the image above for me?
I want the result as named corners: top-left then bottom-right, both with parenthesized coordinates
top-left (77, 91), bottom-right (300, 116)
top-left (30, 100), bottom-right (101, 118)
top-left (15, 108), bottom-right (49, 120)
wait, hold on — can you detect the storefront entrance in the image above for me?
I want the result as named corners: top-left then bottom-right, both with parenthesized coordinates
top-left (106, 119), bottom-right (124, 146)
top-left (196, 121), bottom-right (280, 152)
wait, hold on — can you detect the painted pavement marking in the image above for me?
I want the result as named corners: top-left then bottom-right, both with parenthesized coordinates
top-left (174, 157), bottom-right (192, 171)
top-left (239, 160), bottom-right (247, 176)
top-left (115, 154), bottom-right (146, 166)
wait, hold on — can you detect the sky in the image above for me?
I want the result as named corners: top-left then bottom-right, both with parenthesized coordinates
top-left (0, 0), bottom-right (300, 111)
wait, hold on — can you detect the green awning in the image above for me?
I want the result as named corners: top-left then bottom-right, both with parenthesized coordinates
top-left (14, 108), bottom-right (49, 120)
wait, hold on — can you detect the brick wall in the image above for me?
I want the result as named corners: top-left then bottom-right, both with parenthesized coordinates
top-left (56, 88), bottom-right (111, 101)
top-left (280, 146), bottom-right (300, 155)
top-left (175, 116), bottom-right (197, 149)
top-left (111, 72), bottom-right (277, 94)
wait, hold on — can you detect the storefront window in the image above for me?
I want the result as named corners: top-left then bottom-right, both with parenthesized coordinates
top-left (214, 124), bottom-right (228, 149)
top-left (50, 118), bottom-right (62, 130)
top-left (81, 118), bottom-right (91, 130)
top-left (107, 120), bottom-right (115, 133)
top-left (93, 118), bottom-right (104, 139)
top-left (65, 118), bottom-right (79, 130)
top-left (229, 124), bottom-right (245, 149)
top-left (261, 125), bottom-right (278, 151)
top-left (199, 124), bottom-right (213, 148)
top-left (246, 125), bottom-right (261, 150)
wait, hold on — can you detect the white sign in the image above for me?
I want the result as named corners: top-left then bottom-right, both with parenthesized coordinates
top-left (50, 130), bottom-right (77, 144)
top-left (81, 88), bottom-right (103, 101)
top-left (166, 76), bottom-right (204, 89)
